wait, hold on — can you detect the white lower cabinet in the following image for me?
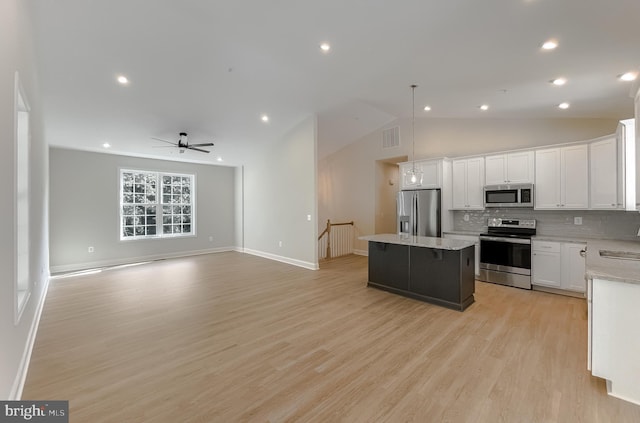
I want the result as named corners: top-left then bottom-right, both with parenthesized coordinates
top-left (531, 241), bottom-right (562, 288)
top-left (443, 233), bottom-right (480, 277)
top-left (591, 277), bottom-right (640, 404)
top-left (532, 240), bottom-right (586, 293)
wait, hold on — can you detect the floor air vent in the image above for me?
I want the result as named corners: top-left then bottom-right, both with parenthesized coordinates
top-left (382, 126), bottom-right (400, 149)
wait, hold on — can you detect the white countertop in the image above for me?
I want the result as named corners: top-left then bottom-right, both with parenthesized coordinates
top-left (359, 234), bottom-right (475, 251)
top-left (585, 239), bottom-right (640, 285)
top-left (532, 235), bottom-right (591, 243)
top-left (442, 230), bottom-right (482, 237)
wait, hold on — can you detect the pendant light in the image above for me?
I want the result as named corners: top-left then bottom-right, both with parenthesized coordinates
top-left (405, 84), bottom-right (423, 185)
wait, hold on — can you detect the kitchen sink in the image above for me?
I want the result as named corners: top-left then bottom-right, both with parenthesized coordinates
top-left (599, 250), bottom-right (640, 261)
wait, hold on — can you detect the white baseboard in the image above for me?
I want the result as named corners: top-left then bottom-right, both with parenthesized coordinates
top-left (9, 273), bottom-right (50, 400)
top-left (353, 249), bottom-right (368, 256)
top-left (243, 248), bottom-right (319, 270)
top-left (50, 246), bottom-right (236, 274)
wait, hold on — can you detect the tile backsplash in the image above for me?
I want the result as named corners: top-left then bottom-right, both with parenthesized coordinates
top-left (453, 209), bottom-right (640, 241)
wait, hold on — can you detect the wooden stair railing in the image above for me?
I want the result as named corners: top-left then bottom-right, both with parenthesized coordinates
top-left (318, 219), bottom-right (354, 259)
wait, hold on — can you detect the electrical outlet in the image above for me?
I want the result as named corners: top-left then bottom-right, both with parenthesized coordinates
top-left (637, 227), bottom-right (640, 237)
top-left (307, 214), bottom-right (311, 221)
top-left (209, 236), bottom-right (213, 242)
top-left (88, 246), bottom-right (94, 253)
top-left (463, 214), bottom-right (470, 222)
top-left (574, 217), bottom-right (582, 225)
top-left (278, 241), bottom-right (283, 247)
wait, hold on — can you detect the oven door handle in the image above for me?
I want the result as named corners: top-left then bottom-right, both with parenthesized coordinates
top-left (480, 236), bottom-right (531, 245)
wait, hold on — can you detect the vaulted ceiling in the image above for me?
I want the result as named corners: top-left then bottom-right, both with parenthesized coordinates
top-left (30, 0), bottom-right (640, 165)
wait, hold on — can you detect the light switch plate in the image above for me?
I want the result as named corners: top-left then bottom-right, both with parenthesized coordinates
top-left (574, 217), bottom-right (582, 225)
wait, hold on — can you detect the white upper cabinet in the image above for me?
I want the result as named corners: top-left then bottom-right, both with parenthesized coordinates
top-left (534, 149), bottom-right (561, 209)
top-left (452, 157), bottom-right (485, 209)
top-left (484, 151), bottom-right (534, 185)
top-left (590, 136), bottom-right (620, 209)
top-left (535, 144), bottom-right (589, 209)
top-left (399, 159), bottom-right (442, 190)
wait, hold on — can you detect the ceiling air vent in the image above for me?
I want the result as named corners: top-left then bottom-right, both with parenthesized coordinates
top-left (382, 126), bottom-right (400, 149)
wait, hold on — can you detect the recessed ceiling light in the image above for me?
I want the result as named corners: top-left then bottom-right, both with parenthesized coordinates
top-left (103, 142), bottom-right (111, 148)
top-left (319, 42), bottom-right (331, 52)
top-left (551, 77), bottom-right (567, 86)
top-left (261, 114), bottom-right (269, 123)
top-left (116, 75), bottom-right (129, 85)
top-left (216, 157), bottom-right (223, 162)
top-left (479, 104), bottom-right (489, 111)
top-left (424, 106), bottom-right (431, 111)
top-left (558, 102), bottom-right (570, 109)
top-left (542, 39), bottom-right (558, 50)
top-left (618, 72), bottom-right (638, 82)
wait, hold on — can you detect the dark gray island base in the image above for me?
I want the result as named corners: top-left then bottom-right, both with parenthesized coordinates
top-left (361, 234), bottom-right (476, 311)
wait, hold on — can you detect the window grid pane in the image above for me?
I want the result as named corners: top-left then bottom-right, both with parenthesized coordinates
top-left (160, 174), bottom-right (193, 236)
top-left (121, 170), bottom-right (159, 239)
top-left (122, 170), bottom-right (193, 240)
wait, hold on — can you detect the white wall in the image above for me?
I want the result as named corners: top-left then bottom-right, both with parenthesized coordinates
top-left (243, 116), bottom-right (318, 269)
top-left (49, 148), bottom-right (236, 272)
top-left (0, 0), bottom-right (50, 399)
top-left (234, 165), bottom-right (244, 250)
top-left (319, 117), bottom-right (619, 252)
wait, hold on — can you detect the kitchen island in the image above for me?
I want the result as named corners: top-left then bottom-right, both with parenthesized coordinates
top-left (585, 239), bottom-right (640, 406)
top-left (359, 234), bottom-right (476, 311)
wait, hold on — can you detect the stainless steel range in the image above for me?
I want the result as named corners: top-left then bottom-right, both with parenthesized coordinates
top-left (479, 218), bottom-right (536, 289)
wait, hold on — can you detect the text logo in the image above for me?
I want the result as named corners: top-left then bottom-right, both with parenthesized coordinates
top-left (0, 401), bottom-right (68, 423)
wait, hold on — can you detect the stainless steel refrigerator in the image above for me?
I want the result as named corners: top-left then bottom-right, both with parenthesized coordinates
top-left (397, 189), bottom-right (441, 237)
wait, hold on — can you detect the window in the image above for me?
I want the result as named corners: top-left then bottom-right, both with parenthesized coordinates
top-left (120, 170), bottom-right (195, 240)
top-left (15, 71), bottom-right (31, 323)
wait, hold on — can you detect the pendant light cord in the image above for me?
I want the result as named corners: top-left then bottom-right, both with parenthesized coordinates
top-left (411, 84), bottom-right (417, 172)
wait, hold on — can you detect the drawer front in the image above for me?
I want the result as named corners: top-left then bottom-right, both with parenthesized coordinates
top-left (532, 240), bottom-right (561, 253)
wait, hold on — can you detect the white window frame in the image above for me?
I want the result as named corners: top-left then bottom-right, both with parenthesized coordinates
top-left (119, 169), bottom-right (196, 240)
top-left (15, 71), bottom-right (31, 324)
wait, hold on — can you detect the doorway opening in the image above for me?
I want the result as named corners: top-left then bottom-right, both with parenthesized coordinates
top-left (374, 156), bottom-right (407, 234)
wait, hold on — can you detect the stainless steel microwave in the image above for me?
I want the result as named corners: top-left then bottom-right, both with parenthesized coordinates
top-left (484, 183), bottom-right (534, 208)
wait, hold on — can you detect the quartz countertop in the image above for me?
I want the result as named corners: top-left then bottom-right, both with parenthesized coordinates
top-left (533, 235), bottom-right (592, 244)
top-left (585, 239), bottom-right (640, 285)
top-left (359, 234), bottom-right (475, 251)
top-left (442, 230), bottom-right (483, 237)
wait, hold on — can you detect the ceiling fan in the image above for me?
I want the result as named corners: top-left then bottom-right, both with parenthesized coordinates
top-left (151, 132), bottom-right (214, 154)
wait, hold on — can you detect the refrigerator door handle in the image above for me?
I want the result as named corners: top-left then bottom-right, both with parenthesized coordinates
top-left (411, 193), bottom-right (419, 235)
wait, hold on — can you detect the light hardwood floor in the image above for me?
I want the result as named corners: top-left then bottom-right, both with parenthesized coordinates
top-left (23, 252), bottom-right (640, 422)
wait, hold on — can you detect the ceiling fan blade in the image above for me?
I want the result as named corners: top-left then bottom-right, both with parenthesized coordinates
top-left (187, 146), bottom-right (210, 153)
top-left (151, 145), bottom-right (178, 148)
top-left (189, 142), bottom-right (214, 147)
top-left (151, 137), bottom-right (178, 145)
